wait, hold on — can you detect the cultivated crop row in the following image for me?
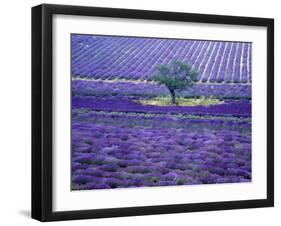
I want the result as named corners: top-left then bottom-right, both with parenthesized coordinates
top-left (71, 35), bottom-right (252, 84)
top-left (72, 109), bottom-right (251, 189)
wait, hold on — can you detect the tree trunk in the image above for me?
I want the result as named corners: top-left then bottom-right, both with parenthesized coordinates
top-left (170, 89), bottom-right (176, 104)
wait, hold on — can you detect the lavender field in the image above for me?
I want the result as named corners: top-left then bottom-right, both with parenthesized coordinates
top-left (71, 34), bottom-right (252, 190)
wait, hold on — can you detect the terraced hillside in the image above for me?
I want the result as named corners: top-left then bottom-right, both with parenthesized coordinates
top-left (71, 34), bottom-right (252, 84)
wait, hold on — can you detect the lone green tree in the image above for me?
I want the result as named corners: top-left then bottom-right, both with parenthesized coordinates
top-left (152, 60), bottom-right (198, 104)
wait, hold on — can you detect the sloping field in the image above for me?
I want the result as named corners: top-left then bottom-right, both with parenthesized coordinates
top-left (71, 34), bottom-right (252, 84)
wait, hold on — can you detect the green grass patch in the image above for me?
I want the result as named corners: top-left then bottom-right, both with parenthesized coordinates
top-left (138, 96), bottom-right (224, 107)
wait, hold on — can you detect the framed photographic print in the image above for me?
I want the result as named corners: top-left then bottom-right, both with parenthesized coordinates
top-left (32, 4), bottom-right (274, 221)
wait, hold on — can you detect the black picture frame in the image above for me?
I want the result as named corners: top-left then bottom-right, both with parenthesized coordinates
top-left (32, 3), bottom-right (274, 222)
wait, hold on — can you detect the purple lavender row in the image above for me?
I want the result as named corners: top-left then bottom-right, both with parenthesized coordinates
top-left (72, 96), bottom-right (251, 118)
top-left (71, 35), bottom-right (252, 84)
top-left (189, 41), bottom-right (204, 65)
top-left (216, 43), bottom-right (232, 82)
top-left (249, 44), bottom-right (252, 83)
top-left (193, 42), bottom-right (210, 81)
top-left (72, 112), bottom-right (251, 190)
top-left (233, 43), bottom-right (243, 83)
top-left (241, 43), bottom-right (249, 83)
top-left (209, 42), bottom-right (226, 83)
top-left (197, 42), bottom-right (215, 80)
top-left (72, 80), bottom-right (251, 99)
top-left (72, 36), bottom-right (126, 76)
top-left (224, 43), bottom-right (237, 83)
top-left (72, 36), bottom-right (228, 82)
top-left (72, 110), bottom-right (251, 131)
top-left (201, 42), bottom-right (220, 82)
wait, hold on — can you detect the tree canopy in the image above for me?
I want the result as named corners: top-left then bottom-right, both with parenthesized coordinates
top-left (152, 60), bottom-right (198, 104)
